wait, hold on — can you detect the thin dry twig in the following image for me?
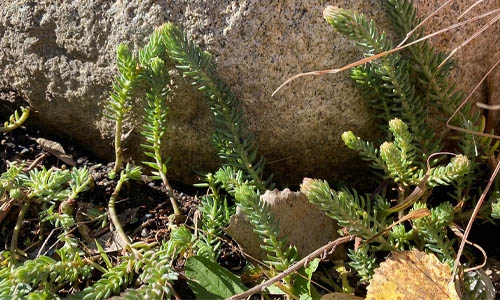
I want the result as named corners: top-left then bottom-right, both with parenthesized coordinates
top-left (446, 56), bottom-right (500, 139)
top-left (452, 161), bottom-right (500, 278)
top-left (396, 0), bottom-right (453, 47)
top-left (438, 11), bottom-right (500, 69)
top-left (227, 235), bottom-right (354, 300)
top-left (272, 7), bottom-right (500, 97)
top-left (459, 0), bottom-right (486, 20)
top-left (449, 223), bottom-right (487, 272)
top-left (446, 58), bottom-right (500, 280)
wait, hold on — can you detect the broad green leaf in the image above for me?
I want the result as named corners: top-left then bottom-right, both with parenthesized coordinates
top-left (185, 255), bottom-right (246, 299)
top-left (293, 264), bottom-right (321, 300)
top-left (305, 258), bottom-right (320, 295)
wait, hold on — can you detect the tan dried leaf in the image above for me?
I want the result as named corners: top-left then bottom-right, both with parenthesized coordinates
top-left (366, 249), bottom-right (460, 300)
top-left (36, 138), bottom-right (76, 166)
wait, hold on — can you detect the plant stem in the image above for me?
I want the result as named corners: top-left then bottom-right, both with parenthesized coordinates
top-left (156, 158), bottom-right (181, 216)
top-left (113, 117), bottom-right (124, 175)
top-left (10, 198), bottom-right (31, 261)
top-left (108, 175), bottom-right (137, 257)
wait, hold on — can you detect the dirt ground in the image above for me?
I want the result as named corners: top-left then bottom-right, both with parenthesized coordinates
top-left (2, 122), bottom-right (500, 298)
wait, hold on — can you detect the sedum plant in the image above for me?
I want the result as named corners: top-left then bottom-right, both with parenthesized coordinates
top-left (155, 22), bottom-right (304, 295)
top-left (297, 0), bottom-right (496, 288)
top-left (0, 165), bottom-right (93, 298)
top-left (195, 193), bottom-right (233, 261)
top-left (213, 166), bottom-right (298, 290)
top-left (76, 241), bottom-right (178, 300)
top-left (303, 118), bottom-right (471, 282)
top-left (104, 44), bottom-right (141, 177)
top-left (0, 106), bottom-right (30, 133)
top-left (162, 23), bottom-right (273, 192)
top-left (139, 26), bottom-right (182, 218)
top-left (324, 6), bottom-right (439, 161)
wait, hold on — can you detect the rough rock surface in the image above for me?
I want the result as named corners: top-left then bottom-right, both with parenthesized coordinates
top-left (225, 189), bottom-right (340, 259)
top-left (1, 0), bottom-right (498, 186)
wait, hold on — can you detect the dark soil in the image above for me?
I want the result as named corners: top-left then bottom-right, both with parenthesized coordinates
top-left (2, 124), bottom-right (500, 298)
top-left (0, 125), bottom-right (245, 297)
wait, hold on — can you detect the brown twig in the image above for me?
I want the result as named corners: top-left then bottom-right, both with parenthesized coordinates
top-left (396, 0), bottom-right (453, 47)
top-left (438, 11), bottom-right (500, 69)
top-left (449, 223), bottom-right (487, 273)
top-left (451, 161), bottom-right (500, 279)
top-left (458, 0), bottom-right (486, 20)
top-left (227, 235), bottom-right (354, 300)
top-left (442, 56), bottom-right (500, 283)
top-left (446, 56), bottom-right (500, 139)
top-left (272, 8), bottom-right (500, 97)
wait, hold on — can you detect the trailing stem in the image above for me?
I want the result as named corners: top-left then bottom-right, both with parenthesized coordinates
top-left (10, 198), bottom-right (30, 262)
top-left (107, 164), bottom-right (142, 257)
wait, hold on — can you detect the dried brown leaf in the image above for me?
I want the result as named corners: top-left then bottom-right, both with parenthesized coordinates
top-left (366, 249), bottom-right (459, 300)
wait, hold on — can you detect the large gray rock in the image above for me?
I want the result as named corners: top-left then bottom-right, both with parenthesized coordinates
top-left (1, 0), bottom-right (498, 186)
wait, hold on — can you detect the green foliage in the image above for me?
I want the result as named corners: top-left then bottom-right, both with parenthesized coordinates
top-left (22, 166), bottom-right (72, 201)
top-left (491, 191), bottom-right (500, 219)
top-left (2, 0), bottom-right (496, 297)
top-left (316, 118), bottom-right (470, 281)
top-left (139, 35), bottom-right (181, 216)
top-left (0, 162), bottom-right (25, 198)
top-left (302, 129), bottom-right (473, 283)
top-left (384, 0), bottom-right (462, 116)
top-left (236, 185), bottom-right (298, 272)
top-left (140, 56), bottom-right (170, 181)
top-left (302, 0), bottom-right (491, 286)
top-left (104, 44), bottom-right (141, 175)
top-left (185, 255), bottom-right (247, 299)
top-left (162, 23), bottom-right (273, 191)
top-left (293, 258), bottom-right (321, 299)
top-left (0, 106), bottom-right (30, 133)
top-left (214, 167), bottom-right (298, 272)
top-left (347, 244), bottom-right (377, 283)
top-left (301, 178), bottom-right (389, 241)
top-left (387, 224), bottom-right (413, 251)
top-left (78, 257), bottom-right (137, 300)
top-left (324, 6), bottom-right (440, 159)
top-left (165, 225), bottom-right (196, 259)
top-left (112, 245), bottom-right (178, 300)
top-left (344, 118), bottom-right (471, 188)
top-left (11, 251), bottom-right (92, 298)
top-left (0, 163), bottom-right (93, 298)
top-left (195, 194), bottom-right (233, 261)
top-left (412, 202), bottom-right (455, 266)
top-left (69, 238), bottom-right (182, 300)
